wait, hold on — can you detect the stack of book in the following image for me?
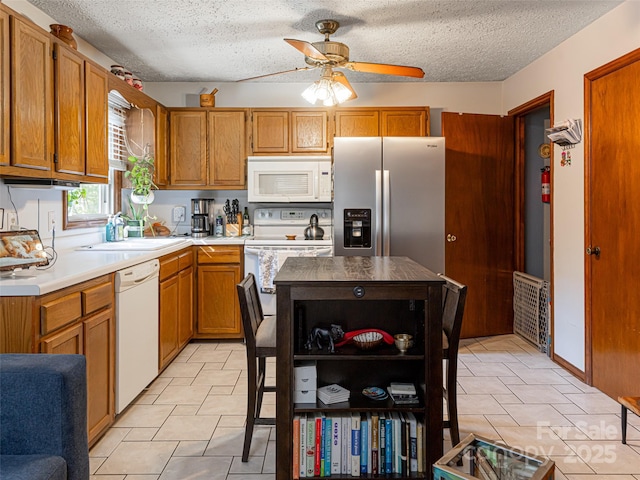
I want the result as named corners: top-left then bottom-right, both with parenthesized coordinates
top-left (317, 384), bottom-right (350, 405)
top-left (292, 410), bottom-right (426, 478)
top-left (387, 382), bottom-right (419, 405)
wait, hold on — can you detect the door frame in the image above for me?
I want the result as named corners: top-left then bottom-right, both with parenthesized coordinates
top-left (584, 48), bottom-right (640, 386)
top-left (508, 91), bottom-right (556, 361)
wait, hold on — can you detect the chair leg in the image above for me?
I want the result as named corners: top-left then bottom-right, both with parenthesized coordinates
top-left (447, 358), bottom-right (460, 448)
top-left (622, 404), bottom-right (627, 445)
top-left (243, 356), bottom-right (258, 462)
top-left (256, 357), bottom-right (266, 419)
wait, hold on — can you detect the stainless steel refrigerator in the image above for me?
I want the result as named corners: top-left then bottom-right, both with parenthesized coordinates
top-left (333, 136), bottom-right (445, 272)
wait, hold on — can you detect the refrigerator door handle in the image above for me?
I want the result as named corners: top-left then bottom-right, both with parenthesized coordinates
top-left (375, 170), bottom-right (383, 255)
top-left (383, 169), bottom-right (390, 256)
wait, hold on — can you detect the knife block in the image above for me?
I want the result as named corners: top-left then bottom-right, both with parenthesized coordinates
top-left (225, 224), bottom-right (240, 237)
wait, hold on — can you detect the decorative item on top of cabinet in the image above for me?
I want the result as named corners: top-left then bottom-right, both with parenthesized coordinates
top-left (195, 245), bottom-right (244, 339)
top-left (251, 108), bottom-right (330, 155)
top-left (334, 106), bottom-right (430, 137)
top-left (159, 247), bottom-right (194, 370)
top-left (169, 108), bottom-right (249, 189)
top-left (49, 24), bottom-right (77, 49)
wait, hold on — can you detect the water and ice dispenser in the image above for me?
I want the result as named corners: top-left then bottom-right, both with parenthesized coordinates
top-left (343, 209), bottom-right (371, 248)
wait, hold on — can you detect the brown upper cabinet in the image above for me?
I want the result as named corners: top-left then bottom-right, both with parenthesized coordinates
top-left (251, 108), bottom-right (330, 155)
top-left (334, 107), bottom-right (430, 137)
top-left (155, 104), bottom-right (169, 187)
top-left (1, 4), bottom-right (117, 182)
top-left (53, 41), bottom-right (109, 183)
top-left (169, 108), bottom-right (248, 189)
top-left (4, 13), bottom-right (53, 177)
top-left (0, 8), bottom-right (9, 168)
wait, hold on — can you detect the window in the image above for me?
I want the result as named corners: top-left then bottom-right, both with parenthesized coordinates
top-left (63, 91), bottom-right (130, 229)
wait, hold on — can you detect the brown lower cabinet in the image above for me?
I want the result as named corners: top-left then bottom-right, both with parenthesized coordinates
top-left (159, 247), bottom-right (194, 371)
top-left (0, 274), bottom-right (116, 446)
top-left (195, 245), bottom-right (243, 339)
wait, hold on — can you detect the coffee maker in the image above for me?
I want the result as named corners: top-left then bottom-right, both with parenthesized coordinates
top-left (191, 199), bottom-right (212, 237)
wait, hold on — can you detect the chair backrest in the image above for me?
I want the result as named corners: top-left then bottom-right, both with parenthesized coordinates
top-left (237, 273), bottom-right (265, 351)
top-left (439, 274), bottom-right (468, 358)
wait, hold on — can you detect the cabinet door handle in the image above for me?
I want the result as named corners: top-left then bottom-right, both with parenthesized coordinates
top-left (447, 234), bottom-right (457, 242)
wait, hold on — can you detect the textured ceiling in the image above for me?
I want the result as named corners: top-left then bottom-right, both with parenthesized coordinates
top-left (27, 0), bottom-right (623, 83)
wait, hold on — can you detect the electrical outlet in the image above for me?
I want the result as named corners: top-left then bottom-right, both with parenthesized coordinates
top-left (172, 206), bottom-right (186, 223)
top-left (7, 212), bottom-right (18, 230)
top-left (48, 211), bottom-right (56, 232)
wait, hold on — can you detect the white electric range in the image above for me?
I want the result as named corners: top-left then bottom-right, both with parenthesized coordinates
top-left (244, 207), bottom-right (333, 316)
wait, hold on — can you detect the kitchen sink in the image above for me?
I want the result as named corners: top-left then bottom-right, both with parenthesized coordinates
top-left (79, 238), bottom-right (189, 251)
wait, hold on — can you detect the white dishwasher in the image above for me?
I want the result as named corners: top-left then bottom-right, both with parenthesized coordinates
top-left (115, 259), bottom-right (159, 414)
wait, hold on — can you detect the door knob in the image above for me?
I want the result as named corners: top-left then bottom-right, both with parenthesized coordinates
top-left (586, 246), bottom-right (601, 258)
top-left (447, 234), bottom-right (457, 242)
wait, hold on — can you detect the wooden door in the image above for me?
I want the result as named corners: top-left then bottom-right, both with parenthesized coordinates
top-left (442, 112), bottom-right (515, 338)
top-left (197, 264), bottom-right (242, 337)
top-left (586, 49), bottom-right (640, 399)
top-left (334, 109), bottom-right (379, 136)
top-left (178, 265), bottom-right (194, 347)
top-left (381, 109), bottom-right (428, 136)
top-left (10, 16), bottom-right (52, 172)
top-left (84, 62), bottom-right (109, 180)
top-left (208, 110), bottom-right (246, 187)
top-left (291, 110), bottom-right (328, 153)
top-left (252, 110), bottom-right (289, 153)
top-left (54, 43), bottom-right (85, 176)
top-left (41, 323), bottom-right (83, 354)
top-left (159, 274), bottom-right (179, 369)
top-left (0, 8), bottom-right (8, 167)
top-left (155, 104), bottom-right (169, 186)
top-left (169, 110), bottom-right (207, 186)
top-left (84, 309), bottom-right (114, 443)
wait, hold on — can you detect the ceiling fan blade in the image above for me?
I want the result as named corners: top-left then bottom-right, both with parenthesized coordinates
top-left (237, 66), bottom-right (314, 82)
top-left (344, 61), bottom-right (425, 78)
top-left (284, 38), bottom-right (328, 61)
top-left (332, 71), bottom-right (357, 101)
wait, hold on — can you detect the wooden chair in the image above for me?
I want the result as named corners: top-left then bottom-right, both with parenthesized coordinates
top-left (439, 273), bottom-right (468, 448)
top-left (236, 273), bottom-right (277, 462)
top-left (619, 396), bottom-right (640, 444)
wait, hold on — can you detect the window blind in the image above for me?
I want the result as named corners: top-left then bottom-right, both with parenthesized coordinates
top-left (108, 91), bottom-right (131, 171)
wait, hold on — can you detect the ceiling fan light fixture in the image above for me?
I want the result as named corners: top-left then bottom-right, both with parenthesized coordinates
top-left (302, 68), bottom-right (356, 106)
top-left (331, 80), bottom-right (352, 104)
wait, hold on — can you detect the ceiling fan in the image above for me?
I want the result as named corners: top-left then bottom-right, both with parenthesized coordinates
top-left (239, 19), bottom-right (425, 105)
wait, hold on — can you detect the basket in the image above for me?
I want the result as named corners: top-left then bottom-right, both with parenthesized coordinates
top-left (352, 331), bottom-right (384, 350)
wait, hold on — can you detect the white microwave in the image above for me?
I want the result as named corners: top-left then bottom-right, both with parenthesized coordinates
top-left (247, 156), bottom-right (332, 203)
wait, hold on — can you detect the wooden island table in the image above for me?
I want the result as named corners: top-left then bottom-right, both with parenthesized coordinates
top-left (275, 256), bottom-right (444, 479)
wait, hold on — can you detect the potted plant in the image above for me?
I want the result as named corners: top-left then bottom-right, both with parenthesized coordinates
top-left (123, 153), bottom-right (157, 237)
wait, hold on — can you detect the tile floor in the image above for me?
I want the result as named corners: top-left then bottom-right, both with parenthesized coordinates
top-left (89, 334), bottom-right (640, 479)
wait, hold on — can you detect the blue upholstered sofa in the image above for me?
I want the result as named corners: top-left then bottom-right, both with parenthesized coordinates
top-left (0, 354), bottom-right (90, 480)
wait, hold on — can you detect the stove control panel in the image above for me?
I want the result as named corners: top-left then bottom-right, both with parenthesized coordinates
top-left (254, 208), bottom-right (332, 225)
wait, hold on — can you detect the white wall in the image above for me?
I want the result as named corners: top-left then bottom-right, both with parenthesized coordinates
top-left (502, 1), bottom-right (640, 371)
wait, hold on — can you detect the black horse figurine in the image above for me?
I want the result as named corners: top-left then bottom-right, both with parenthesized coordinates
top-left (305, 324), bottom-right (344, 353)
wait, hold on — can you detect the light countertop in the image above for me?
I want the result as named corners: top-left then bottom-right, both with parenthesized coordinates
top-left (0, 236), bottom-right (248, 296)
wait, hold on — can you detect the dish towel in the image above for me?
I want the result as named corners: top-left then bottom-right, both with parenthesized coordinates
top-left (258, 249), bottom-right (321, 294)
top-left (258, 250), bottom-right (278, 294)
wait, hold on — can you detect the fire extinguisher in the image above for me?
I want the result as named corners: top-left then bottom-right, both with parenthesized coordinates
top-left (541, 166), bottom-right (551, 203)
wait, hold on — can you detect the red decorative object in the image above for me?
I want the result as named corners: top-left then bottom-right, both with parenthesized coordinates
top-left (334, 328), bottom-right (394, 348)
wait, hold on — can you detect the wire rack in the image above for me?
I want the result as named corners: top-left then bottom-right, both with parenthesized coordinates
top-left (513, 271), bottom-right (550, 355)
